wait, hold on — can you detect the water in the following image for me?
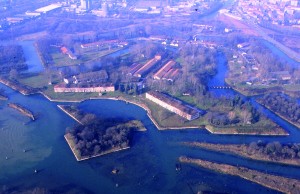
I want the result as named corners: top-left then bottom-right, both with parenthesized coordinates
top-left (19, 41), bottom-right (45, 73)
top-left (1, 78), bottom-right (300, 193)
top-left (0, 40), bottom-right (44, 74)
top-left (262, 40), bottom-right (300, 68)
top-left (0, 84), bottom-right (290, 194)
top-left (1, 40), bottom-right (300, 193)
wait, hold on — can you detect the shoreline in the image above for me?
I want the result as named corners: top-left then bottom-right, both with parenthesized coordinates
top-left (0, 81), bottom-right (291, 135)
top-left (256, 100), bottom-right (300, 129)
top-left (183, 142), bottom-right (300, 166)
top-left (205, 124), bottom-right (288, 136)
top-left (64, 134), bottom-right (130, 162)
top-left (57, 105), bottom-right (83, 125)
top-left (179, 156), bottom-right (300, 194)
top-left (8, 103), bottom-right (35, 120)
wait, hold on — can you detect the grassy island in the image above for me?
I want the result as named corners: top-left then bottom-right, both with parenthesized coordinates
top-left (179, 156), bottom-right (300, 194)
top-left (184, 142), bottom-right (300, 166)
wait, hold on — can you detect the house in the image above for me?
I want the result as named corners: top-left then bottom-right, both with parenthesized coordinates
top-left (60, 46), bottom-right (77, 60)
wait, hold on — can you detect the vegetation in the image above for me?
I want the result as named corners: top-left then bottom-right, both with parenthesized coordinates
top-left (8, 103), bottom-right (35, 120)
top-left (0, 77), bottom-right (39, 95)
top-left (0, 45), bottom-right (27, 73)
top-left (184, 141), bottom-right (300, 166)
top-left (65, 117), bottom-right (145, 160)
top-left (258, 93), bottom-right (300, 128)
top-left (179, 156), bottom-right (300, 194)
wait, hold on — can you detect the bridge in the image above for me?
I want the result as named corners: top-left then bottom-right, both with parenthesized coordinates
top-left (209, 86), bottom-right (232, 89)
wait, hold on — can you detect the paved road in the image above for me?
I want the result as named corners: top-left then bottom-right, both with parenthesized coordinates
top-left (235, 8), bottom-right (300, 63)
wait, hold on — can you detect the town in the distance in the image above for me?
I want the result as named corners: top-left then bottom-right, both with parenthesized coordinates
top-left (0, 0), bottom-right (300, 193)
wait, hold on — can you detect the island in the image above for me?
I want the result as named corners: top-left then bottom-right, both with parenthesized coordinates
top-left (179, 156), bottom-right (300, 194)
top-left (8, 103), bottom-right (35, 121)
top-left (65, 118), bottom-right (145, 161)
top-left (61, 105), bottom-right (146, 161)
top-left (183, 141), bottom-right (300, 166)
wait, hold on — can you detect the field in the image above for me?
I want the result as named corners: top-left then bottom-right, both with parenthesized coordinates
top-left (50, 46), bottom-right (124, 67)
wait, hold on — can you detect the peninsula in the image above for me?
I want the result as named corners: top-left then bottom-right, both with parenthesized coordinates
top-left (257, 93), bottom-right (300, 129)
top-left (183, 142), bottom-right (300, 166)
top-left (8, 103), bottom-right (35, 121)
top-left (0, 92), bottom-right (8, 100)
top-left (179, 156), bottom-right (300, 194)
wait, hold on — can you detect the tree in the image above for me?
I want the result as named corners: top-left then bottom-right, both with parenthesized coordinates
top-left (240, 110), bottom-right (252, 125)
top-left (9, 69), bottom-right (18, 80)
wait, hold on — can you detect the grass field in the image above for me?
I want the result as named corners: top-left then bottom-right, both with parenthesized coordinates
top-left (50, 47), bottom-right (123, 67)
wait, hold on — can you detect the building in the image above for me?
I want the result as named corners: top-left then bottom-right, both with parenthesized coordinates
top-left (128, 63), bottom-right (144, 76)
top-left (64, 70), bottom-right (108, 85)
top-left (80, 0), bottom-right (92, 11)
top-left (146, 91), bottom-right (200, 120)
top-left (54, 83), bottom-right (115, 93)
top-left (60, 47), bottom-right (77, 60)
top-left (153, 60), bottom-right (176, 80)
top-left (134, 55), bottom-right (161, 77)
top-left (35, 3), bottom-right (62, 14)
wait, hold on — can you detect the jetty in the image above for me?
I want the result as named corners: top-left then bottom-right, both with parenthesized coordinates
top-left (0, 94), bottom-right (8, 100)
top-left (8, 103), bottom-right (35, 121)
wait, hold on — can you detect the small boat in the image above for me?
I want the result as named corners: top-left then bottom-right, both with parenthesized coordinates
top-left (175, 163), bottom-right (181, 171)
top-left (111, 168), bottom-right (119, 174)
top-left (34, 169), bottom-right (38, 173)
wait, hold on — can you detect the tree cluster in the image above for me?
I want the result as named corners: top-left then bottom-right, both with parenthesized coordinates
top-left (0, 45), bottom-right (27, 73)
top-left (208, 95), bottom-right (260, 126)
top-left (66, 117), bottom-right (136, 158)
top-left (260, 93), bottom-right (300, 125)
top-left (248, 141), bottom-right (300, 160)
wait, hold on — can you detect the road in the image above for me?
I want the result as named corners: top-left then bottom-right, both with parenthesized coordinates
top-left (235, 7), bottom-right (300, 63)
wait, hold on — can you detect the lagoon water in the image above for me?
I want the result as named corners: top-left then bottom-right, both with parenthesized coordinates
top-left (1, 41), bottom-right (300, 193)
top-left (0, 83), bottom-right (292, 194)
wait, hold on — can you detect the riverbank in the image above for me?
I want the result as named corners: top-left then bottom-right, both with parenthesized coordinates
top-left (179, 156), bottom-right (300, 194)
top-left (256, 99), bottom-right (300, 130)
top-left (0, 79), bottom-right (289, 135)
top-left (8, 103), bottom-right (35, 121)
top-left (205, 124), bottom-right (288, 136)
top-left (183, 142), bottom-right (300, 166)
top-left (64, 134), bottom-right (130, 162)
top-left (0, 77), bottom-right (39, 95)
top-left (226, 79), bottom-right (300, 98)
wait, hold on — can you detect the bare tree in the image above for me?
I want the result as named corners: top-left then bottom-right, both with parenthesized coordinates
top-left (240, 110), bottom-right (252, 125)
